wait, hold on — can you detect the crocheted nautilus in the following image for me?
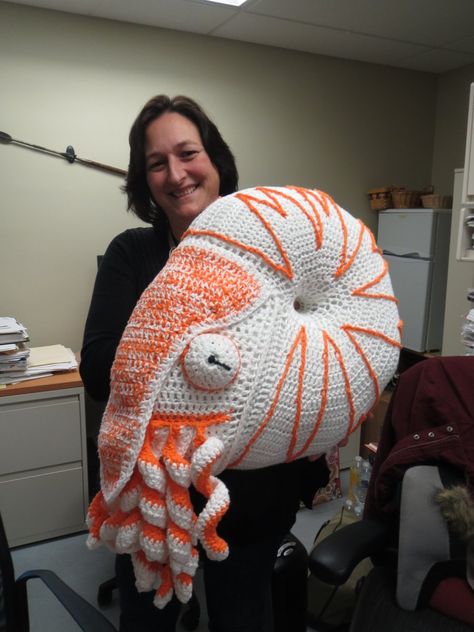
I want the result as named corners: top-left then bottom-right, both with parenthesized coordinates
top-left (87, 186), bottom-right (401, 607)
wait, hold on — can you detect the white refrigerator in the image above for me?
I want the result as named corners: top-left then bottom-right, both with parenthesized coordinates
top-left (377, 208), bottom-right (451, 353)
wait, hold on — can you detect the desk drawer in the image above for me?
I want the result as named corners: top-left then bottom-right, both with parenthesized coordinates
top-left (0, 466), bottom-right (86, 546)
top-left (0, 396), bottom-right (82, 475)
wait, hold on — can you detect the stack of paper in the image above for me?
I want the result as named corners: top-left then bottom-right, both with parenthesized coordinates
top-left (0, 318), bottom-right (78, 385)
top-left (0, 342), bottom-right (30, 372)
top-left (462, 301), bottom-right (474, 356)
top-left (0, 316), bottom-right (29, 345)
top-left (0, 317), bottom-right (31, 384)
top-left (28, 345), bottom-right (78, 373)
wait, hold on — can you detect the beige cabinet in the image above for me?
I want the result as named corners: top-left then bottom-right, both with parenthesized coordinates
top-left (0, 372), bottom-right (88, 546)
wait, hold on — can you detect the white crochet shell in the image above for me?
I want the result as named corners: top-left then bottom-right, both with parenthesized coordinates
top-left (87, 186), bottom-right (401, 608)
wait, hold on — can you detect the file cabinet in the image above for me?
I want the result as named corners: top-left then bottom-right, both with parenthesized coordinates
top-left (0, 371), bottom-right (88, 546)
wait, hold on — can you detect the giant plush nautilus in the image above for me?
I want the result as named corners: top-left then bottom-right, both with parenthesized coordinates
top-left (87, 186), bottom-right (401, 607)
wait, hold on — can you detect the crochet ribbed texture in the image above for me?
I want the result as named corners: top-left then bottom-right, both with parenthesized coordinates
top-left (87, 186), bottom-right (401, 607)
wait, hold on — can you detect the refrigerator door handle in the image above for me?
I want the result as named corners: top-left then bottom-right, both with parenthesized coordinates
top-left (382, 250), bottom-right (428, 259)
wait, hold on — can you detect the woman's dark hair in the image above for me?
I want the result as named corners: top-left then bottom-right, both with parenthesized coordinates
top-left (124, 95), bottom-right (238, 224)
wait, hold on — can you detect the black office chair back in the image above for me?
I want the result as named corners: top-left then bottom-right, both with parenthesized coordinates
top-left (0, 511), bottom-right (29, 631)
top-left (0, 509), bottom-right (116, 632)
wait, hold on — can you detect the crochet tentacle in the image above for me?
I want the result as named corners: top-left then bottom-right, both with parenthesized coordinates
top-left (86, 490), bottom-right (109, 548)
top-left (162, 426), bottom-right (199, 604)
top-left (191, 436), bottom-right (230, 561)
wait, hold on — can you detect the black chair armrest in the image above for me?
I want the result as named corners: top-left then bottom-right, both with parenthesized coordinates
top-left (309, 519), bottom-right (389, 586)
top-left (17, 569), bottom-right (116, 631)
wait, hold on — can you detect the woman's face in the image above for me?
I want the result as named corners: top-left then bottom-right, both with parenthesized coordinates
top-left (145, 112), bottom-right (220, 238)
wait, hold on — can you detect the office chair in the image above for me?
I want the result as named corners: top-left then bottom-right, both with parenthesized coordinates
top-left (97, 531), bottom-right (309, 632)
top-left (0, 509), bottom-right (116, 632)
top-left (308, 356), bottom-right (474, 632)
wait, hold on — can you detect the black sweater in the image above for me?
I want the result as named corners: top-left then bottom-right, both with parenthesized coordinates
top-left (81, 227), bottom-right (168, 402)
top-left (80, 226), bottom-right (328, 543)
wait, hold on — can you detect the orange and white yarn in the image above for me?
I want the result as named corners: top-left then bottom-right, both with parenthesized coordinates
top-left (87, 186), bottom-right (401, 607)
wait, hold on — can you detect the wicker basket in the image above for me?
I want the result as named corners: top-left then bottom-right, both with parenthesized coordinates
top-left (391, 188), bottom-right (422, 208)
top-left (420, 193), bottom-right (453, 209)
top-left (367, 187), bottom-right (392, 211)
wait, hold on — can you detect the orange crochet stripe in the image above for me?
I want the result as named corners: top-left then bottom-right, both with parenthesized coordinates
top-left (332, 204), bottom-right (348, 276)
top-left (341, 326), bottom-right (381, 403)
top-left (142, 521), bottom-right (166, 544)
top-left (122, 469), bottom-right (142, 493)
top-left (201, 502), bottom-right (230, 555)
top-left (149, 411), bottom-right (231, 448)
top-left (292, 334), bottom-right (330, 460)
top-left (162, 428), bottom-right (191, 470)
top-left (87, 492), bottom-right (109, 540)
top-left (167, 478), bottom-right (194, 513)
top-left (176, 572), bottom-right (193, 587)
top-left (138, 431), bottom-right (163, 468)
top-left (299, 188), bottom-right (363, 279)
top-left (287, 186), bottom-right (324, 248)
top-left (134, 549), bottom-right (160, 573)
top-left (336, 220), bottom-right (365, 278)
top-left (366, 225), bottom-right (383, 254)
top-left (141, 485), bottom-right (166, 510)
top-left (168, 520), bottom-right (192, 546)
top-left (342, 324), bottom-right (402, 349)
top-left (193, 438), bottom-right (226, 498)
top-left (286, 327), bottom-right (307, 461)
top-left (150, 411), bottom-right (231, 430)
top-left (325, 331), bottom-right (356, 435)
top-left (192, 445), bottom-right (230, 556)
top-left (157, 564), bottom-right (172, 599)
top-left (309, 189), bottom-right (335, 217)
top-left (352, 257), bottom-right (398, 302)
top-left (338, 323), bottom-right (402, 441)
top-left (398, 319), bottom-right (404, 338)
top-left (231, 326), bottom-right (307, 467)
top-left (185, 228), bottom-right (293, 280)
top-left (257, 186), bottom-right (324, 251)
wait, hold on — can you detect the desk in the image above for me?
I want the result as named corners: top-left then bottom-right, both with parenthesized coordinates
top-left (0, 371), bottom-right (88, 546)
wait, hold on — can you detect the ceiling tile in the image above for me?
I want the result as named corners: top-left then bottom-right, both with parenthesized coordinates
top-left (249, 0), bottom-right (474, 47)
top-left (4, 0), bottom-right (99, 15)
top-left (213, 13), bottom-right (428, 67)
top-left (395, 47), bottom-right (474, 73)
top-left (6, 0), bottom-right (237, 32)
top-left (448, 36), bottom-right (474, 55)
top-left (89, 0), bottom-right (236, 33)
top-left (6, 0), bottom-right (474, 73)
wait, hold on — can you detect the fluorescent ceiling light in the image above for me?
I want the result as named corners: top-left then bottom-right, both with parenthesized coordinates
top-left (204, 0), bottom-right (248, 6)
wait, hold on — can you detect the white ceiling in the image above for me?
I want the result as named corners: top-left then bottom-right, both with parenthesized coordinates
top-left (7, 0), bottom-right (474, 73)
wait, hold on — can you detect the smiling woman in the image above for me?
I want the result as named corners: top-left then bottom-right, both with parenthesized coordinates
top-left (144, 112), bottom-right (220, 239)
top-left (124, 95), bottom-right (238, 232)
top-left (80, 94), bottom-right (331, 632)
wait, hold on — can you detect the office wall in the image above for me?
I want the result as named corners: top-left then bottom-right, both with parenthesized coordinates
top-left (431, 63), bottom-right (474, 195)
top-left (442, 169), bottom-right (474, 356)
top-left (0, 1), bottom-right (437, 352)
top-left (432, 65), bottom-right (474, 354)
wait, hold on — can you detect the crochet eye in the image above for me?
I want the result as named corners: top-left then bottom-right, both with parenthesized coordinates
top-left (181, 333), bottom-right (240, 391)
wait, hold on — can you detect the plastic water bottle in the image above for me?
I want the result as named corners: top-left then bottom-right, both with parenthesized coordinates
top-left (348, 456), bottom-right (362, 504)
top-left (358, 460), bottom-right (372, 506)
top-left (344, 497), bottom-right (363, 518)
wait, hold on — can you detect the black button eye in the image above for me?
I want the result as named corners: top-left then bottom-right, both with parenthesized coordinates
top-left (207, 354), bottom-right (231, 371)
top-left (182, 333), bottom-right (240, 390)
